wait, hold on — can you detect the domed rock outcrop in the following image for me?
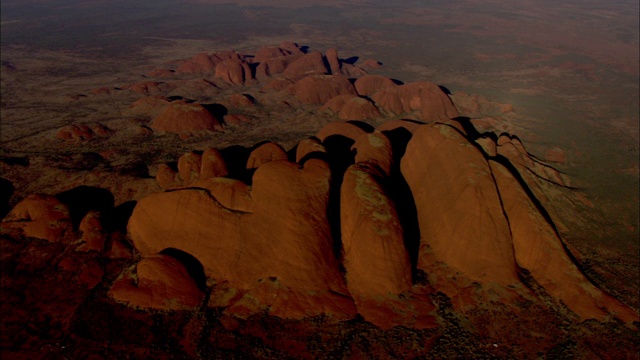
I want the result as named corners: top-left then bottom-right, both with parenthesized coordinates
top-left (489, 160), bottom-right (639, 322)
top-left (338, 96), bottom-right (381, 120)
top-left (128, 96), bottom-right (170, 118)
top-left (56, 124), bottom-right (112, 141)
top-left (109, 254), bottom-right (205, 310)
top-left (401, 124), bottom-right (519, 295)
top-left (1, 194), bottom-right (72, 243)
top-left (372, 81), bottom-right (459, 121)
top-left (150, 101), bottom-right (223, 134)
top-left (321, 95), bottom-right (381, 120)
top-left (282, 51), bottom-right (329, 81)
top-left (214, 59), bottom-right (253, 85)
top-left (228, 93), bottom-right (255, 107)
top-left (354, 75), bottom-right (397, 97)
top-left (295, 138), bottom-right (326, 163)
top-left (128, 159), bottom-right (356, 320)
top-left (246, 142), bottom-right (288, 169)
top-left (290, 75), bottom-right (357, 105)
top-left (177, 52), bottom-right (218, 74)
top-left (315, 121), bottom-right (371, 143)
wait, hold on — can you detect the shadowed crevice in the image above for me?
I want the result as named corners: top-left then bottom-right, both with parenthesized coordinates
top-left (381, 127), bottom-right (421, 279)
top-left (322, 135), bottom-right (356, 265)
top-left (159, 248), bottom-right (207, 292)
top-left (219, 145), bottom-right (253, 185)
top-left (103, 201), bottom-right (137, 234)
top-left (56, 186), bottom-right (115, 230)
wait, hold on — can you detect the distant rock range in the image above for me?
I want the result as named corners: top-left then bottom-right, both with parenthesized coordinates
top-left (61, 42), bottom-right (456, 140)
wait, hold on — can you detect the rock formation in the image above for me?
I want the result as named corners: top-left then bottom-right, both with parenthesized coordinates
top-left (290, 74), bottom-right (357, 105)
top-left (150, 101), bottom-right (223, 134)
top-left (3, 42), bottom-right (638, 359)
top-left (2, 194), bottom-right (73, 243)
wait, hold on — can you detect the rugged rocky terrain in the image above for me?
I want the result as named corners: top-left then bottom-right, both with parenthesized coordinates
top-left (1, 43), bottom-right (638, 358)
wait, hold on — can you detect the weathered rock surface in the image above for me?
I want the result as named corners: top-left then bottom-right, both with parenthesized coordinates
top-left (401, 124), bottom-right (519, 293)
top-left (490, 160), bottom-right (638, 322)
top-left (128, 159), bottom-right (356, 320)
top-left (352, 132), bottom-right (394, 176)
top-left (340, 163), bottom-right (412, 297)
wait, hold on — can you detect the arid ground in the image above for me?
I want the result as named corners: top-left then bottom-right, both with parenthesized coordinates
top-left (1, 0), bottom-right (638, 358)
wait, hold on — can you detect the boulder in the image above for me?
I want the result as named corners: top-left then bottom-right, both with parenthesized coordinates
top-left (340, 163), bottom-right (412, 296)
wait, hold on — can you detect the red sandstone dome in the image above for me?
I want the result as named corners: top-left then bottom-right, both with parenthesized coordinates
top-left (354, 74), bottom-right (398, 97)
top-left (372, 81), bottom-right (459, 121)
top-left (150, 101), bottom-right (223, 134)
top-left (290, 74), bottom-right (357, 105)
